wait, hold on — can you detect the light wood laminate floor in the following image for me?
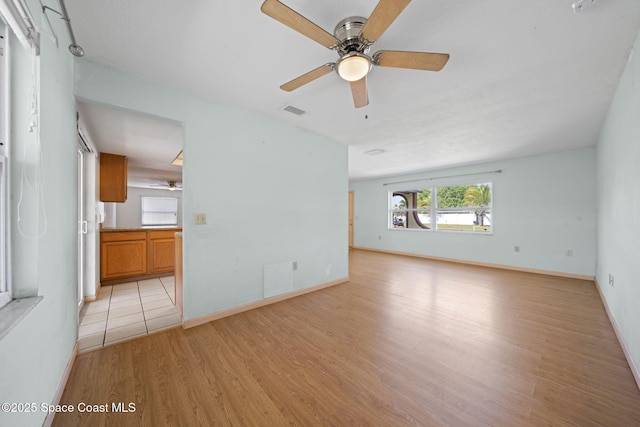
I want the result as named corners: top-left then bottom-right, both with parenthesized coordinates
top-left (55, 250), bottom-right (640, 426)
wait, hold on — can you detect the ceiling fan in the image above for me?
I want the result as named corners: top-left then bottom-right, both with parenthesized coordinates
top-left (261, 0), bottom-right (450, 108)
top-left (150, 180), bottom-right (182, 191)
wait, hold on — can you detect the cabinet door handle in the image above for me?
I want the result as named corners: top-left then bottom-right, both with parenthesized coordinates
top-left (82, 220), bottom-right (88, 234)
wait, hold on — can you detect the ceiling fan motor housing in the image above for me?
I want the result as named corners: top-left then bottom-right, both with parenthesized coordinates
top-left (334, 16), bottom-right (373, 81)
top-left (334, 16), bottom-right (370, 55)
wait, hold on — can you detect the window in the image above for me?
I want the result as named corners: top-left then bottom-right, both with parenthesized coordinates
top-left (141, 197), bottom-right (178, 227)
top-left (390, 183), bottom-right (492, 234)
top-left (0, 0), bottom-right (43, 328)
top-left (0, 155), bottom-right (7, 309)
top-left (0, 21), bottom-right (9, 309)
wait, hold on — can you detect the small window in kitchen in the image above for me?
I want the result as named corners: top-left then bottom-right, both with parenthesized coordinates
top-left (141, 197), bottom-right (178, 227)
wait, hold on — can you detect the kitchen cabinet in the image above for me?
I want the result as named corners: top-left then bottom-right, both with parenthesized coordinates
top-left (100, 232), bottom-right (147, 281)
top-left (100, 228), bottom-right (181, 284)
top-left (100, 152), bottom-right (128, 202)
top-left (148, 230), bottom-right (177, 274)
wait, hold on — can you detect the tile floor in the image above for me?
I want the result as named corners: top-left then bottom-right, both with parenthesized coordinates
top-left (78, 276), bottom-right (181, 353)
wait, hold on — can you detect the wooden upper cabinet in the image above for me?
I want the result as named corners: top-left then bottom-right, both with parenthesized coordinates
top-left (100, 152), bottom-right (128, 202)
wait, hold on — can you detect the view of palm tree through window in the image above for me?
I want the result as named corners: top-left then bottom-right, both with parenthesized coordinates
top-left (390, 183), bottom-right (492, 233)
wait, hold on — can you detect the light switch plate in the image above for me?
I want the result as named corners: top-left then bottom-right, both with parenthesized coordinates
top-left (194, 213), bottom-right (206, 225)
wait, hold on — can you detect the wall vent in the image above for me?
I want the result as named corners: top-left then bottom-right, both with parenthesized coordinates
top-left (283, 105), bottom-right (307, 116)
top-left (364, 148), bottom-right (387, 156)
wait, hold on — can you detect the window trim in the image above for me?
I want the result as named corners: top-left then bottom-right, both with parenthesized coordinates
top-left (0, 13), bottom-right (42, 337)
top-left (0, 20), bottom-right (10, 309)
top-left (0, 0), bottom-right (39, 51)
top-left (0, 155), bottom-right (8, 309)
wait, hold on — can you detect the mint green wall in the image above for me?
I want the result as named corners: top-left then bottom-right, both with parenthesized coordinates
top-left (350, 147), bottom-right (597, 277)
top-left (596, 31), bottom-right (640, 378)
top-left (75, 60), bottom-right (348, 321)
top-left (0, 1), bottom-right (78, 425)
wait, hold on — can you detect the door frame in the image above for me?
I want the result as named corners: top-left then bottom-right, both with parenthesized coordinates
top-left (77, 145), bottom-right (87, 311)
top-left (348, 191), bottom-right (354, 248)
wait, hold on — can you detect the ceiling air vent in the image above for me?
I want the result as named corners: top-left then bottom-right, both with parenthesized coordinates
top-left (283, 105), bottom-right (307, 116)
top-left (364, 148), bottom-right (387, 156)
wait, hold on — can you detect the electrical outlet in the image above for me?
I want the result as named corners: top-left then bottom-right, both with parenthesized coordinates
top-left (194, 213), bottom-right (206, 225)
top-left (566, 249), bottom-right (573, 257)
top-left (514, 245), bottom-right (520, 253)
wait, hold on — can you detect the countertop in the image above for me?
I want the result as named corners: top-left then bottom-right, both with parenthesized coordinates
top-left (100, 227), bottom-right (182, 233)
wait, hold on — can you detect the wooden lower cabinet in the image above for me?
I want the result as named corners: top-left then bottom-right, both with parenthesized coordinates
top-left (100, 229), bottom-right (181, 284)
top-left (101, 240), bottom-right (147, 280)
top-left (148, 230), bottom-right (177, 274)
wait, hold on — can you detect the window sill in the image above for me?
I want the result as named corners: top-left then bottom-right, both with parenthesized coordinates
top-left (388, 227), bottom-right (493, 236)
top-left (0, 296), bottom-right (43, 341)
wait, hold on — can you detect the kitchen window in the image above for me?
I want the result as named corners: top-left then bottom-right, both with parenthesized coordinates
top-left (390, 183), bottom-right (492, 234)
top-left (141, 196), bottom-right (178, 227)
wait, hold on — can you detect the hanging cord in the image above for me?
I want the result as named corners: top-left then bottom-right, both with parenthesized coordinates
top-left (37, 0), bottom-right (59, 47)
top-left (16, 47), bottom-right (48, 239)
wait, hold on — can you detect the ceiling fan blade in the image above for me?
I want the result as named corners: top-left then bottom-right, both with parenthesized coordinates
top-left (360, 0), bottom-right (411, 43)
top-left (261, 0), bottom-right (339, 48)
top-left (350, 77), bottom-right (369, 108)
top-left (280, 63), bottom-right (334, 92)
top-left (374, 50), bottom-right (450, 71)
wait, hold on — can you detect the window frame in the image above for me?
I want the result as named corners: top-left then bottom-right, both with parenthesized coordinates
top-left (0, 20), bottom-right (10, 309)
top-left (0, 2), bottom-right (43, 336)
top-left (389, 182), bottom-right (493, 235)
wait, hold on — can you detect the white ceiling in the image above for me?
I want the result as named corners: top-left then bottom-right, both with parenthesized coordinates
top-left (65, 0), bottom-right (640, 181)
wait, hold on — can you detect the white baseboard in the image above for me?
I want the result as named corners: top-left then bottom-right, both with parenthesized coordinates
top-left (183, 277), bottom-right (349, 329)
top-left (594, 279), bottom-right (640, 391)
top-left (84, 282), bottom-right (102, 303)
top-left (352, 246), bottom-right (595, 281)
top-left (43, 342), bottom-right (78, 427)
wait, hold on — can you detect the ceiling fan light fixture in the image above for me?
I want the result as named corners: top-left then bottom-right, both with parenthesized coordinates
top-left (336, 53), bottom-right (371, 82)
